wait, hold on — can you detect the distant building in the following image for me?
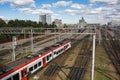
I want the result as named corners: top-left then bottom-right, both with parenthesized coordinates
top-left (78, 17), bottom-right (87, 28)
top-left (54, 19), bottom-right (62, 28)
top-left (66, 24), bottom-right (78, 28)
top-left (108, 20), bottom-right (120, 27)
top-left (39, 14), bottom-right (51, 24)
top-left (87, 23), bottom-right (100, 29)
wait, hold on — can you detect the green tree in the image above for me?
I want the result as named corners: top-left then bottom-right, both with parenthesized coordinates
top-left (50, 22), bottom-right (56, 28)
top-left (44, 23), bottom-right (49, 28)
top-left (38, 22), bottom-right (43, 28)
top-left (0, 19), bottom-right (6, 27)
top-left (8, 20), bottom-right (15, 27)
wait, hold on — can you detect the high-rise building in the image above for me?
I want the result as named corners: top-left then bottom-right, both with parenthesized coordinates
top-left (39, 14), bottom-right (51, 24)
top-left (46, 15), bottom-right (51, 25)
top-left (39, 15), bottom-right (46, 24)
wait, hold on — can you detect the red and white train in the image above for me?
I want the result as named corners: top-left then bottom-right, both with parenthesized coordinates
top-left (0, 39), bottom-right (71, 80)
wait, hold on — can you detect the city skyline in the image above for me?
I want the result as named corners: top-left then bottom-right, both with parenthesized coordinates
top-left (0, 0), bottom-right (119, 24)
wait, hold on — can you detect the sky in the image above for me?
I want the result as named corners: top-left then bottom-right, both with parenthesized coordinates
top-left (0, 0), bottom-right (120, 24)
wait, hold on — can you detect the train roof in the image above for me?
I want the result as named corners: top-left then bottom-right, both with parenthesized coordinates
top-left (0, 58), bottom-right (29, 75)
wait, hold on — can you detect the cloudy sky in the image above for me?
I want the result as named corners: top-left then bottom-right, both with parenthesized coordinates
top-left (0, 0), bottom-right (120, 24)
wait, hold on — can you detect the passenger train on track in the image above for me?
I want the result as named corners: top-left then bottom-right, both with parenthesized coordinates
top-left (0, 39), bottom-right (71, 80)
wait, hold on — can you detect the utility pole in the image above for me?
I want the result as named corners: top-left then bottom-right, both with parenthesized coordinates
top-left (31, 29), bottom-right (33, 52)
top-left (105, 26), bottom-right (108, 40)
top-left (91, 34), bottom-right (96, 80)
top-left (99, 29), bottom-right (101, 45)
top-left (54, 28), bottom-right (57, 43)
top-left (12, 36), bottom-right (17, 61)
top-left (59, 34), bottom-right (61, 41)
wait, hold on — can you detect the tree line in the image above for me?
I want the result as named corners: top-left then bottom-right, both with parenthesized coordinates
top-left (0, 18), bottom-right (57, 43)
top-left (0, 18), bottom-right (56, 28)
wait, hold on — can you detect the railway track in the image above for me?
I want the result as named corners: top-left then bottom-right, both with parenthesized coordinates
top-left (68, 36), bottom-right (92, 80)
top-left (95, 67), bottom-right (118, 80)
top-left (38, 39), bottom-right (82, 80)
top-left (0, 35), bottom-right (54, 56)
top-left (34, 35), bottom-right (91, 80)
top-left (0, 34), bottom-right (61, 66)
top-left (0, 34), bottom-right (55, 58)
top-left (0, 29), bottom-right (86, 58)
top-left (101, 29), bottom-right (120, 78)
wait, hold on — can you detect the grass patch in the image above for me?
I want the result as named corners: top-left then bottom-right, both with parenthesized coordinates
top-left (94, 44), bottom-right (111, 80)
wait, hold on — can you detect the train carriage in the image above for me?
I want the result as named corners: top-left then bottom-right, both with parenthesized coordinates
top-left (0, 39), bottom-right (71, 80)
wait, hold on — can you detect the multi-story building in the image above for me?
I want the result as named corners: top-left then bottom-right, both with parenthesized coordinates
top-left (78, 17), bottom-right (87, 28)
top-left (54, 19), bottom-right (62, 28)
top-left (39, 14), bottom-right (51, 24)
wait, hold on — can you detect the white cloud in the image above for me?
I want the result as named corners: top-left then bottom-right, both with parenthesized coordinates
top-left (90, 0), bottom-right (118, 4)
top-left (64, 9), bottom-right (78, 13)
top-left (95, 7), bottom-right (112, 11)
top-left (0, 16), bottom-right (5, 19)
top-left (19, 8), bottom-right (33, 14)
top-left (0, 0), bottom-right (9, 4)
top-left (53, 1), bottom-right (72, 7)
top-left (32, 9), bottom-right (53, 15)
top-left (19, 7), bottom-right (59, 20)
top-left (11, 0), bottom-right (35, 7)
top-left (89, 7), bottom-right (112, 14)
top-left (106, 14), bottom-right (120, 20)
top-left (63, 2), bottom-right (119, 23)
top-left (64, 9), bottom-right (83, 15)
top-left (51, 13), bottom-right (60, 19)
top-left (105, 11), bottom-right (120, 20)
top-left (86, 5), bottom-right (120, 22)
top-left (0, 0), bottom-right (35, 7)
top-left (41, 4), bottom-right (52, 9)
top-left (90, 10), bottom-right (101, 14)
top-left (19, 8), bottom-right (53, 15)
top-left (64, 8), bottom-right (90, 16)
top-left (71, 3), bottom-right (86, 9)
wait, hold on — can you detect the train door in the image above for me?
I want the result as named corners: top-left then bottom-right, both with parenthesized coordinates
top-left (64, 46), bottom-right (66, 52)
top-left (21, 68), bottom-right (28, 80)
top-left (42, 57), bottom-right (46, 67)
